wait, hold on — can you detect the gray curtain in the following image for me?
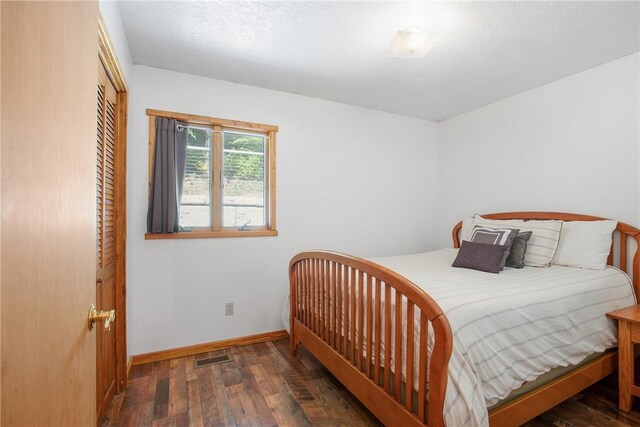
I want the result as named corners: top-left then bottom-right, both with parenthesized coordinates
top-left (147, 117), bottom-right (188, 233)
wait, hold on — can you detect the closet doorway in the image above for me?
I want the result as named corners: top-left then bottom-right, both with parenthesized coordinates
top-left (96, 17), bottom-right (128, 423)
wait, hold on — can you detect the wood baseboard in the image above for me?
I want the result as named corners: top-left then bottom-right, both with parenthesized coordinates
top-left (130, 330), bottom-right (289, 366)
top-left (126, 356), bottom-right (133, 381)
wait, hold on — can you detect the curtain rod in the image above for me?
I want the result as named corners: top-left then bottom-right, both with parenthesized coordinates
top-left (175, 124), bottom-right (269, 139)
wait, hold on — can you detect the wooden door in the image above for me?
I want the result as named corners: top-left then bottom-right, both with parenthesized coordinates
top-left (97, 60), bottom-right (119, 421)
top-left (1, 1), bottom-right (98, 425)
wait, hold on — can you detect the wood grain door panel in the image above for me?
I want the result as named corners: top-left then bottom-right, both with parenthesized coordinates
top-left (1, 2), bottom-right (98, 425)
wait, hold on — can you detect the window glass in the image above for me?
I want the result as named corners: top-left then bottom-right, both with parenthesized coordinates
top-left (222, 131), bottom-right (266, 227)
top-left (179, 127), bottom-right (212, 228)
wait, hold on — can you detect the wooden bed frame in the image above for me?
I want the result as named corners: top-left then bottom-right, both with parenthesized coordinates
top-left (288, 212), bottom-right (640, 427)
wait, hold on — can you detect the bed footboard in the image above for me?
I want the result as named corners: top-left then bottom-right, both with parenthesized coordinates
top-left (289, 251), bottom-right (453, 427)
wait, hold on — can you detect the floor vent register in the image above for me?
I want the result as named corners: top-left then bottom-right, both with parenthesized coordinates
top-left (195, 354), bottom-right (232, 368)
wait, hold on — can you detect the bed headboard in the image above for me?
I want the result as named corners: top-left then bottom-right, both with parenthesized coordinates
top-left (452, 212), bottom-right (640, 298)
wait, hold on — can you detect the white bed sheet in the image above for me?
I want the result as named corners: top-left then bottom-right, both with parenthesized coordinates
top-left (283, 248), bottom-right (635, 426)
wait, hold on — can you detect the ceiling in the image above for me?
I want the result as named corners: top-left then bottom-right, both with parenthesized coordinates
top-left (118, 1), bottom-right (640, 122)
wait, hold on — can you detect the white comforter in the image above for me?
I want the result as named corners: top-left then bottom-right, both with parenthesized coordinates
top-left (282, 248), bottom-right (635, 426)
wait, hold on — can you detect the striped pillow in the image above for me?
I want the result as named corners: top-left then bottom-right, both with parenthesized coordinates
top-left (461, 215), bottom-right (563, 267)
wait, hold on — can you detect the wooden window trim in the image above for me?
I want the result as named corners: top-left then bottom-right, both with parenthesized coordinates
top-left (146, 108), bottom-right (278, 132)
top-left (146, 109), bottom-right (278, 240)
top-left (145, 229), bottom-right (278, 240)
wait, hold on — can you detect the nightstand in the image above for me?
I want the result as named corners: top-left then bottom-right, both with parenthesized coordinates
top-left (607, 305), bottom-right (640, 412)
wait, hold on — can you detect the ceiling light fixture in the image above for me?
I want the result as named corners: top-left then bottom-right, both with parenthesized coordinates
top-left (387, 27), bottom-right (441, 58)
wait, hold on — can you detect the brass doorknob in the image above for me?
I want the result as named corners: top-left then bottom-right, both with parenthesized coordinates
top-left (88, 304), bottom-right (116, 331)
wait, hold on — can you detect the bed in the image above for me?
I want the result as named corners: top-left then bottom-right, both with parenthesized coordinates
top-left (286, 212), bottom-right (640, 427)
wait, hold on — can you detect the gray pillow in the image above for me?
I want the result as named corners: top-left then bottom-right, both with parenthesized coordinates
top-left (467, 226), bottom-right (520, 270)
top-left (452, 241), bottom-right (509, 274)
top-left (505, 231), bottom-right (532, 269)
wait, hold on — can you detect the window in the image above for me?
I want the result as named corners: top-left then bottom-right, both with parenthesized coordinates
top-left (146, 109), bottom-right (277, 239)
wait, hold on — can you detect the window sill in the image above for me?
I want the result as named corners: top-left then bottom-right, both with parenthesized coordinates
top-left (145, 229), bottom-right (278, 240)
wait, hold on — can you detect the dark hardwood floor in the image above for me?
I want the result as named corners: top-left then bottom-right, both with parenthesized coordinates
top-left (105, 338), bottom-right (640, 426)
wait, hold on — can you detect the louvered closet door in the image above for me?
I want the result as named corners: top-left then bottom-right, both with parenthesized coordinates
top-left (97, 60), bottom-right (118, 421)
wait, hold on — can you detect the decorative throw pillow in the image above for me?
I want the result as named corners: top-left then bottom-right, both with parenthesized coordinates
top-left (461, 215), bottom-right (563, 267)
top-left (552, 220), bottom-right (617, 270)
top-left (459, 217), bottom-right (474, 245)
top-left (452, 241), bottom-right (509, 274)
top-left (505, 231), bottom-right (532, 269)
top-left (468, 226), bottom-right (519, 270)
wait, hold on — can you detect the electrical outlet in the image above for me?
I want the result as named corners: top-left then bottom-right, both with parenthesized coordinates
top-left (225, 303), bottom-right (234, 316)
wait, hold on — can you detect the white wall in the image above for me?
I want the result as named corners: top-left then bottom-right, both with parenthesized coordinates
top-left (438, 53), bottom-right (640, 246)
top-left (128, 65), bottom-right (440, 355)
top-left (99, 0), bottom-right (133, 83)
top-left (123, 46), bottom-right (638, 356)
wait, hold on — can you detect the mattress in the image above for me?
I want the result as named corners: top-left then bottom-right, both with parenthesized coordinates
top-left (283, 248), bottom-right (635, 427)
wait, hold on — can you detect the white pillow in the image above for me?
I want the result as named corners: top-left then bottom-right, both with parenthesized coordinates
top-left (461, 215), bottom-right (563, 267)
top-left (551, 220), bottom-right (617, 270)
top-left (459, 217), bottom-right (474, 244)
